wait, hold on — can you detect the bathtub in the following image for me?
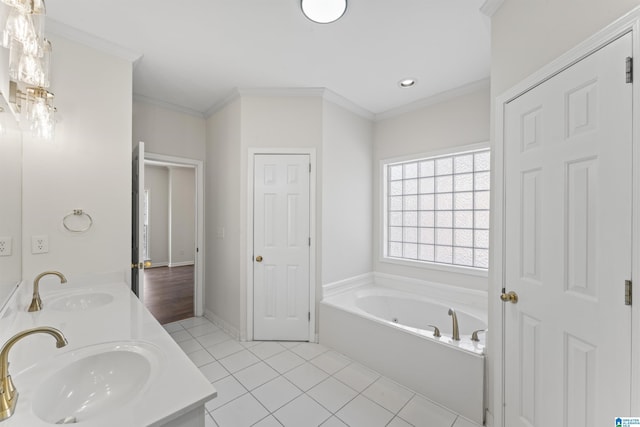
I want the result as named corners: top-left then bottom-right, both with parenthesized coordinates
top-left (320, 284), bottom-right (486, 425)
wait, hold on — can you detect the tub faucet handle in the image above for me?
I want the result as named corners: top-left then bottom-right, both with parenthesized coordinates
top-left (426, 325), bottom-right (441, 338)
top-left (471, 329), bottom-right (487, 342)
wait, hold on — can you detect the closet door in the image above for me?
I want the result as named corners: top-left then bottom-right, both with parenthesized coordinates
top-left (253, 154), bottom-right (311, 341)
top-left (503, 33), bottom-right (632, 427)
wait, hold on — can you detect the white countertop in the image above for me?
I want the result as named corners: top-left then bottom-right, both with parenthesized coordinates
top-left (0, 274), bottom-right (216, 426)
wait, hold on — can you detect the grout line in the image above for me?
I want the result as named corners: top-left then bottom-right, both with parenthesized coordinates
top-left (181, 317), bottom-right (475, 427)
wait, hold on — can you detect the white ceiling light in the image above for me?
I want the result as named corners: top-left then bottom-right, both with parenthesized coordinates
top-left (399, 78), bottom-right (417, 88)
top-left (301, 0), bottom-right (347, 24)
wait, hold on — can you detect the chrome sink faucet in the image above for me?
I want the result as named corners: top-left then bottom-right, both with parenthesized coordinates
top-left (0, 327), bottom-right (68, 421)
top-left (448, 308), bottom-right (460, 341)
top-left (28, 271), bottom-right (67, 312)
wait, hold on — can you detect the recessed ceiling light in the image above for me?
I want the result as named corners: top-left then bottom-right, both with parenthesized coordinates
top-left (399, 78), bottom-right (417, 88)
top-left (301, 0), bottom-right (347, 24)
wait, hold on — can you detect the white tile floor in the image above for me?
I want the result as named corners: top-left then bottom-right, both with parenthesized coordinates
top-left (165, 317), bottom-right (481, 427)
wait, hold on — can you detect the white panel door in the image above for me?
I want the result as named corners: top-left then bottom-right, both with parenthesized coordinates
top-left (504, 33), bottom-right (632, 426)
top-left (253, 154), bottom-right (310, 341)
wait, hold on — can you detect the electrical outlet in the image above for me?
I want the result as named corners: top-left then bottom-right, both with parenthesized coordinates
top-left (31, 235), bottom-right (49, 254)
top-left (0, 237), bottom-right (12, 256)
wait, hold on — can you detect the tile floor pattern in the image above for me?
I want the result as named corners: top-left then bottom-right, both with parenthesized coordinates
top-left (164, 317), bottom-right (481, 427)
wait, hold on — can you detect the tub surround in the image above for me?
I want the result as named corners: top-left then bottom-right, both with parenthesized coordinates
top-left (323, 271), bottom-right (488, 313)
top-left (321, 272), bottom-right (374, 299)
top-left (0, 273), bottom-right (216, 427)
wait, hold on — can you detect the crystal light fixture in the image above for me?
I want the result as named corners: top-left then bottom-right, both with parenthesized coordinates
top-left (26, 86), bottom-right (54, 139)
top-left (0, 0), bottom-right (55, 139)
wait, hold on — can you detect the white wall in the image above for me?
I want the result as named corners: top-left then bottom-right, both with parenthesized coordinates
top-left (205, 98), bottom-right (242, 333)
top-left (133, 100), bottom-right (206, 161)
top-left (145, 165), bottom-right (169, 265)
top-left (321, 100), bottom-right (373, 286)
top-left (206, 94), bottom-right (330, 336)
top-left (22, 34), bottom-right (132, 280)
top-left (0, 122), bottom-right (21, 290)
top-left (170, 167), bottom-right (196, 265)
top-left (239, 95), bottom-right (324, 337)
top-left (373, 85), bottom-right (490, 292)
top-left (492, 0), bottom-right (640, 96)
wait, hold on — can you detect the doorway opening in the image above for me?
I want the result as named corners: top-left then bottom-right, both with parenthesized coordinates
top-left (144, 160), bottom-right (196, 323)
top-left (132, 147), bottom-right (205, 325)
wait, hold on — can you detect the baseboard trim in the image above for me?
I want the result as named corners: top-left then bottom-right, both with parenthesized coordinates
top-left (147, 262), bottom-right (168, 268)
top-left (168, 261), bottom-right (195, 268)
top-left (204, 309), bottom-right (240, 341)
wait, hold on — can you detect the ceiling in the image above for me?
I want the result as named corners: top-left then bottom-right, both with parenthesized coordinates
top-left (45, 0), bottom-right (491, 117)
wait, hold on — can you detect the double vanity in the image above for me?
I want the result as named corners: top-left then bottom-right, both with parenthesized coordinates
top-left (0, 272), bottom-right (216, 426)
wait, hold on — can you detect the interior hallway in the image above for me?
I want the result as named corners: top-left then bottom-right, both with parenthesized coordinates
top-left (144, 265), bottom-right (194, 324)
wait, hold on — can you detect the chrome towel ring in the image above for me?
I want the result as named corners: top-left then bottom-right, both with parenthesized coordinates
top-left (62, 209), bottom-right (93, 233)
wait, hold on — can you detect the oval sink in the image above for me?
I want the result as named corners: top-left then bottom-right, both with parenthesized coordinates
top-left (30, 342), bottom-right (160, 424)
top-left (48, 292), bottom-right (114, 311)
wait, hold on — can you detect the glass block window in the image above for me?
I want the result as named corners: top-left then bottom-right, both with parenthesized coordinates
top-left (385, 148), bottom-right (490, 269)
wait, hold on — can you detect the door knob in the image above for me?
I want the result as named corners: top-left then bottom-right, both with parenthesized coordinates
top-left (255, 255), bottom-right (263, 262)
top-left (143, 261), bottom-right (152, 268)
top-left (500, 291), bottom-right (518, 304)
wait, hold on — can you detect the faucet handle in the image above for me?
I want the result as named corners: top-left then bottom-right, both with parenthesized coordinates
top-left (471, 329), bottom-right (487, 342)
top-left (426, 325), bottom-right (441, 338)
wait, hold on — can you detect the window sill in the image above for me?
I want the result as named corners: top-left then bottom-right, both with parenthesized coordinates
top-left (379, 256), bottom-right (489, 278)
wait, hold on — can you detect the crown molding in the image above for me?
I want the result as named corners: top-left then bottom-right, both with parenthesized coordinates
top-left (479, 0), bottom-right (504, 17)
top-left (204, 88), bottom-right (241, 118)
top-left (205, 87), bottom-right (375, 120)
top-left (150, 80), bottom-right (491, 123)
top-left (133, 94), bottom-right (205, 118)
top-left (46, 19), bottom-right (143, 64)
top-left (375, 78), bottom-right (490, 121)
top-left (321, 88), bottom-right (375, 120)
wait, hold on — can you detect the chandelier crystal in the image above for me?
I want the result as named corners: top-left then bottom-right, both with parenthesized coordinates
top-left (0, 0), bottom-right (55, 139)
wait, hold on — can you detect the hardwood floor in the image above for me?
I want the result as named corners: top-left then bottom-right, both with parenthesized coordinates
top-left (143, 265), bottom-right (194, 325)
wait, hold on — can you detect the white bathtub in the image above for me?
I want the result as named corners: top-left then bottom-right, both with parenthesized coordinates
top-left (320, 285), bottom-right (486, 425)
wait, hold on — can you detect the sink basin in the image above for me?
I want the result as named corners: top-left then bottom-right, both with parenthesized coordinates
top-left (27, 341), bottom-right (161, 424)
top-left (48, 292), bottom-right (114, 311)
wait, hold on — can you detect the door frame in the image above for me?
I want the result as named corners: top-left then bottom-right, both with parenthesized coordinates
top-left (246, 148), bottom-right (317, 342)
top-left (491, 9), bottom-right (640, 427)
top-left (144, 151), bottom-right (205, 317)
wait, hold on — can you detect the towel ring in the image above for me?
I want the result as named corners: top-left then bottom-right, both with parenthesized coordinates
top-left (63, 209), bottom-right (93, 233)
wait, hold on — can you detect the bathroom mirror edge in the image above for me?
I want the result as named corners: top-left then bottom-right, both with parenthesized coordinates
top-left (0, 95), bottom-right (22, 312)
